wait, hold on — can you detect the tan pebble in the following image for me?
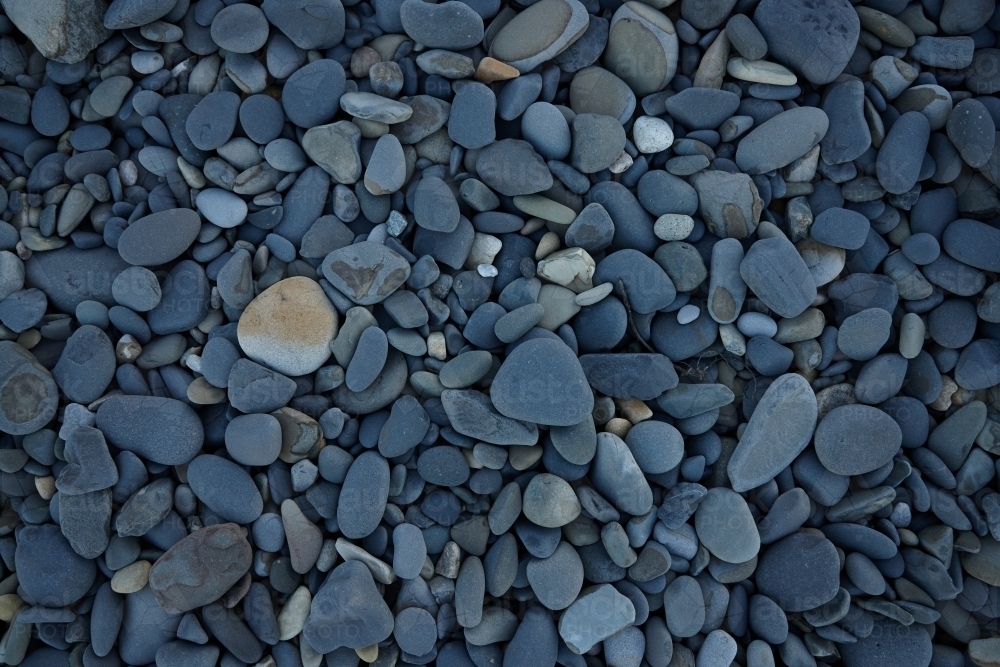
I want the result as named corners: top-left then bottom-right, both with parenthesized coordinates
top-left (187, 376), bottom-right (226, 405)
top-left (930, 375), bottom-right (958, 411)
top-left (534, 231), bottom-right (560, 260)
top-left (604, 418), bottom-right (632, 438)
top-left (952, 387), bottom-right (976, 407)
top-left (35, 476), bottom-right (55, 500)
top-left (254, 657), bottom-right (276, 667)
top-left (238, 277), bottom-right (339, 377)
top-left (16, 329), bottom-right (39, 349)
top-left (617, 398), bottom-right (652, 424)
top-left (898, 528), bottom-right (918, 546)
top-left (111, 560), bottom-right (151, 594)
top-left (356, 645), bottom-right (378, 663)
top-left (0, 594), bottom-right (23, 622)
top-left (475, 57), bottom-right (519, 83)
top-left (466, 233), bottom-right (503, 269)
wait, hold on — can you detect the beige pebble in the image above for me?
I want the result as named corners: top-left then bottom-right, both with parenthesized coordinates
top-left (930, 375), bottom-right (958, 411)
top-left (427, 332), bottom-right (447, 360)
top-left (508, 445), bottom-right (542, 471)
top-left (111, 560), bottom-right (151, 594)
top-left (238, 277), bottom-right (339, 377)
top-left (466, 232), bottom-right (503, 269)
top-left (719, 323), bottom-right (746, 356)
top-left (617, 398), bottom-right (652, 424)
top-left (898, 528), bottom-right (918, 546)
top-left (952, 388), bottom-right (976, 408)
top-left (726, 57), bottom-right (797, 85)
top-left (177, 156), bottom-right (206, 189)
top-left (16, 329), bottom-right (40, 349)
top-left (0, 594), bottom-right (23, 622)
top-left (356, 645), bottom-right (379, 663)
top-left (300, 634), bottom-right (323, 667)
top-left (534, 232), bottom-right (561, 260)
top-left (277, 586), bottom-right (312, 640)
top-left (520, 217), bottom-right (547, 235)
top-left (604, 418), bottom-right (632, 438)
top-left (35, 476), bottom-right (55, 500)
top-left (475, 57), bottom-right (519, 83)
top-left (187, 376), bottom-right (227, 404)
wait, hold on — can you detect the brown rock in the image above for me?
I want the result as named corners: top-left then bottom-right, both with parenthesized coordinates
top-left (148, 523), bottom-right (253, 614)
top-left (237, 277), bottom-right (339, 377)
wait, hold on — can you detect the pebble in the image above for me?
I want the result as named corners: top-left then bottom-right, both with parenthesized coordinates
top-left (604, 2), bottom-right (678, 96)
top-left (96, 395), bottom-right (203, 465)
top-left (814, 404), bottom-right (903, 475)
top-left (238, 277), bottom-right (338, 377)
top-left (491, 338), bottom-right (594, 427)
top-left (148, 523), bottom-right (252, 614)
top-left (187, 455), bottom-right (263, 524)
top-left (490, 0), bottom-right (590, 73)
top-left (728, 374), bottom-right (817, 492)
top-left (753, 0), bottom-right (859, 85)
top-left (322, 241), bottom-right (411, 305)
top-left (558, 584), bottom-right (635, 653)
top-left (302, 560), bottom-right (394, 652)
top-left (117, 209), bottom-right (201, 266)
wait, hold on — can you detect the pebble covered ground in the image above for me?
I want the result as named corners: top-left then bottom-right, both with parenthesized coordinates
top-left (0, 0), bottom-right (998, 666)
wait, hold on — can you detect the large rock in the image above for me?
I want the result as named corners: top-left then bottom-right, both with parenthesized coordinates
top-left (302, 561), bottom-right (394, 652)
top-left (490, 338), bottom-right (594, 427)
top-left (148, 523), bottom-right (253, 614)
top-left (1, 0), bottom-right (112, 63)
top-left (727, 374), bottom-right (817, 492)
top-left (753, 0), bottom-right (860, 85)
top-left (238, 277), bottom-right (338, 377)
top-left (0, 341), bottom-right (58, 435)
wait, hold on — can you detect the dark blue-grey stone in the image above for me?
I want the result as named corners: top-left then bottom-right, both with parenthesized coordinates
top-left (15, 523), bottom-right (96, 607)
top-left (52, 324), bottom-right (114, 403)
top-left (96, 395), bottom-right (204, 465)
top-left (876, 111), bottom-right (930, 195)
top-left (187, 455), bottom-right (263, 524)
top-left (490, 338), bottom-right (594, 427)
top-left (753, 0), bottom-right (860, 85)
top-left (282, 59), bottom-right (346, 128)
top-left (338, 451), bottom-right (390, 539)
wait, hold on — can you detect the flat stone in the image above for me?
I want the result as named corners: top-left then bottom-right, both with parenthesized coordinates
top-left (187, 455), bottom-right (263, 524)
top-left (148, 523), bottom-right (252, 614)
top-left (522, 473), bottom-right (582, 527)
top-left (753, 0), bottom-right (860, 85)
top-left (96, 395), bottom-right (203, 465)
top-left (117, 209), bottom-right (201, 266)
top-left (302, 560), bottom-right (394, 652)
top-left (489, 0), bottom-right (590, 73)
top-left (755, 532), bottom-right (840, 612)
top-left (558, 584), bottom-right (635, 654)
top-left (695, 487), bottom-right (760, 563)
top-left (0, 341), bottom-right (57, 436)
top-left (2, 0), bottom-right (111, 63)
top-left (735, 107), bottom-right (829, 175)
top-left (690, 170), bottom-right (763, 239)
top-left (261, 0), bottom-right (345, 50)
top-left (490, 337), bottom-right (594, 427)
top-left (322, 241), bottom-right (410, 305)
top-left (604, 1), bottom-right (678, 96)
top-left (400, 0), bottom-right (484, 50)
top-left (814, 404), bottom-right (902, 475)
top-left (728, 373), bottom-right (817, 492)
top-left (475, 139), bottom-right (552, 196)
top-left (743, 236), bottom-right (818, 318)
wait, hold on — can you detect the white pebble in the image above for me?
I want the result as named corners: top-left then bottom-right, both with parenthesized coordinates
top-left (633, 116), bottom-right (675, 153)
top-left (608, 150), bottom-right (633, 174)
top-left (654, 214), bottom-right (695, 241)
top-left (677, 304), bottom-right (700, 325)
top-left (387, 210), bottom-right (407, 237)
top-left (477, 264), bottom-right (498, 277)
